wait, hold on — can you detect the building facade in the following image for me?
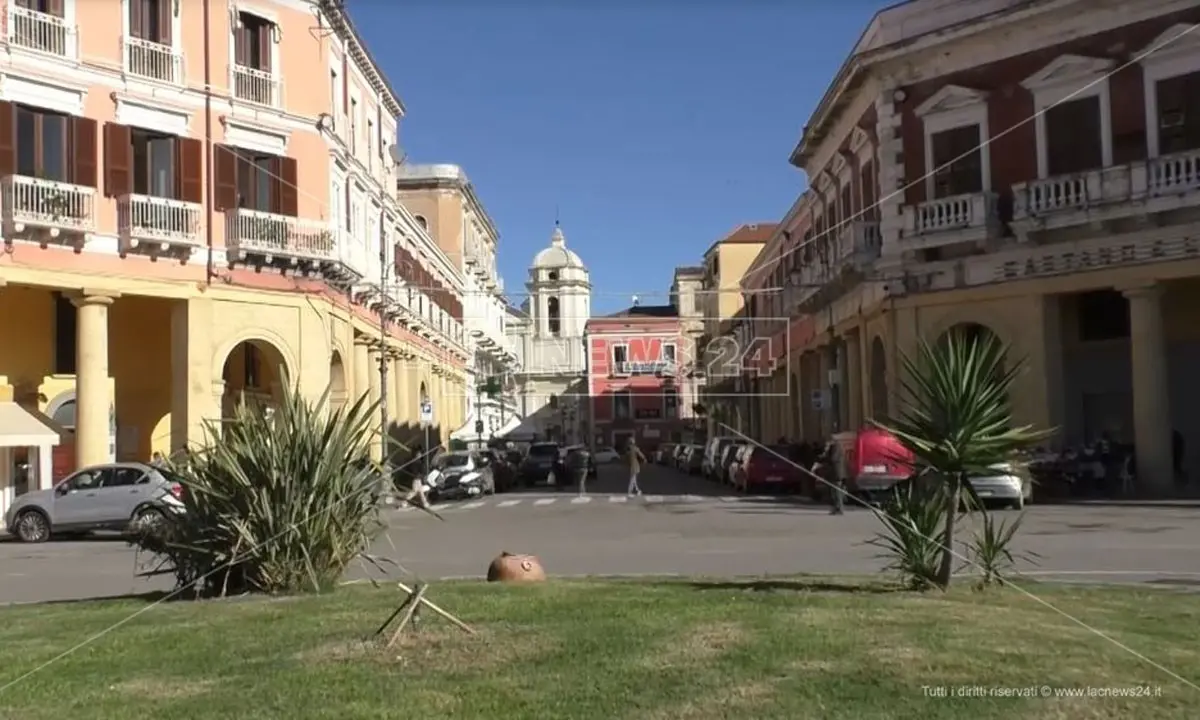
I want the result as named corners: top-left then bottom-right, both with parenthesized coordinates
top-left (746, 0), bottom-right (1200, 493)
top-left (585, 306), bottom-right (687, 449)
top-left (507, 225), bottom-right (591, 442)
top-left (669, 265), bottom-right (705, 425)
top-left (0, 0), bottom-right (468, 515)
top-left (696, 224), bottom-right (770, 435)
top-left (395, 164), bottom-right (518, 447)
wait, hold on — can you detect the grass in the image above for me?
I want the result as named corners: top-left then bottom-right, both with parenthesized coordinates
top-left (0, 577), bottom-right (1198, 719)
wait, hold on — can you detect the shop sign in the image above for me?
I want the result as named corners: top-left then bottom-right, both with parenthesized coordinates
top-left (995, 235), bottom-right (1200, 282)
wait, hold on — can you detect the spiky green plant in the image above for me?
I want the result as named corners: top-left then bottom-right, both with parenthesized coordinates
top-left (865, 476), bottom-right (947, 590)
top-left (872, 330), bottom-right (1052, 590)
top-left (966, 511), bottom-right (1041, 588)
top-left (133, 387), bottom-right (400, 597)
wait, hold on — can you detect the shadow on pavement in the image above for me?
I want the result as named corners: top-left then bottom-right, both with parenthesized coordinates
top-left (0, 533), bottom-right (131, 545)
top-left (29, 590), bottom-right (175, 606)
top-left (672, 577), bottom-right (906, 595)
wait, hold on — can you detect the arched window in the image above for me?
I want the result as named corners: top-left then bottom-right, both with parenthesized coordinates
top-left (548, 270), bottom-right (559, 281)
top-left (414, 215), bottom-right (428, 230)
top-left (548, 296), bottom-right (561, 336)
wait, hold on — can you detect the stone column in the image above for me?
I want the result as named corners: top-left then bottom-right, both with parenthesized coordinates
top-left (846, 330), bottom-right (863, 432)
top-left (1124, 285), bottom-right (1173, 495)
top-left (73, 292), bottom-right (116, 468)
top-left (367, 345), bottom-right (385, 461)
top-left (353, 336), bottom-right (372, 406)
top-left (817, 346), bottom-right (831, 438)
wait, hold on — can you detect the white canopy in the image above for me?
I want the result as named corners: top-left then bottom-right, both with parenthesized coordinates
top-left (0, 402), bottom-right (62, 447)
top-left (495, 415), bottom-right (537, 441)
top-left (450, 414), bottom-right (483, 441)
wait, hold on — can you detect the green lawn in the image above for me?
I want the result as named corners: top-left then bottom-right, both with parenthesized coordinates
top-left (0, 577), bottom-right (1197, 719)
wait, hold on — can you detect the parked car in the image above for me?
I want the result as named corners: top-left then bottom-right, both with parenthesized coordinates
top-left (4, 462), bottom-right (186, 543)
top-left (519, 442), bottom-right (562, 486)
top-left (559, 444), bottom-right (585, 460)
top-left (732, 445), bottom-right (802, 493)
top-left (425, 451), bottom-right (495, 501)
top-left (968, 462), bottom-right (1033, 510)
top-left (683, 445), bottom-right (705, 474)
top-left (671, 444), bottom-right (690, 469)
top-left (727, 443), bottom-right (754, 486)
top-left (702, 437), bottom-right (736, 481)
top-left (592, 446), bottom-right (620, 464)
top-left (484, 449), bottom-right (518, 493)
top-left (656, 443), bottom-right (676, 464)
top-left (718, 443), bottom-right (745, 485)
top-left (838, 428), bottom-right (915, 501)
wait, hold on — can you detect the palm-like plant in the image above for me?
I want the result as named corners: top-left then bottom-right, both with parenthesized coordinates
top-left (134, 387), bottom-right (402, 597)
top-left (872, 331), bottom-right (1051, 589)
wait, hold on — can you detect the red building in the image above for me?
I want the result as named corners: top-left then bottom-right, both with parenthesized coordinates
top-left (585, 305), bottom-right (689, 450)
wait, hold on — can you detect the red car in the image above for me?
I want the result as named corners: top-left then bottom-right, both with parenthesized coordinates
top-left (733, 445), bottom-right (802, 494)
top-left (841, 428), bottom-right (915, 499)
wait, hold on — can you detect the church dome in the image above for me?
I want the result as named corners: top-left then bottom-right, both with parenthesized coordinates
top-left (532, 225), bottom-right (585, 269)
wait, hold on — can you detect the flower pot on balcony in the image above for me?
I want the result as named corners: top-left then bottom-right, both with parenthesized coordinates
top-left (486, 551), bottom-right (546, 583)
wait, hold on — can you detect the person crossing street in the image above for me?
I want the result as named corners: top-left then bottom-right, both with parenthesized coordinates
top-left (625, 439), bottom-right (647, 497)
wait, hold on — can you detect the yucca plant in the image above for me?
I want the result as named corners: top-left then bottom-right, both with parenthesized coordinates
top-left (872, 330), bottom-right (1052, 590)
top-left (865, 476), bottom-right (947, 590)
top-left (966, 511), bottom-right (1041, 588)
top-left (133, 386), bottom-right (396, 597)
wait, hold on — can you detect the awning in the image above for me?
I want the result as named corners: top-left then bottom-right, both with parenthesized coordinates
top-left (450, 413), bottom-right (484, 441)
top-left (495, 415), bottom-right (537, 441)
top-left (0, 402), bottom-right (63, 448)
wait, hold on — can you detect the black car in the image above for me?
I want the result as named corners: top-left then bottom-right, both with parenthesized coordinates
top-left (519, 442), bottom-right (561, 486)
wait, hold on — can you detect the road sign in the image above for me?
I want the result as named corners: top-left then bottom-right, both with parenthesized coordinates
top-left (420, 401), bottom-right (434, 426)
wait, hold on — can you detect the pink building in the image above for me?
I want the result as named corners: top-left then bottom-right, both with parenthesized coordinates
top-left (585, 305), bottom-right (689, 450)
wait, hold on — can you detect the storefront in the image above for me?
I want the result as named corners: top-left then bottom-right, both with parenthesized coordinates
top-left (0, 402), bottom-right (63, 520)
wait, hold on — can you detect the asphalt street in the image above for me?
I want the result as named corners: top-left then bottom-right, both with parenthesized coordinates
top-left (3, 462), bottom-right (1200, 604)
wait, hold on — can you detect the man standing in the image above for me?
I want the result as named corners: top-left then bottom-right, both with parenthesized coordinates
top-left (626, 439), bottom-right (647, 497)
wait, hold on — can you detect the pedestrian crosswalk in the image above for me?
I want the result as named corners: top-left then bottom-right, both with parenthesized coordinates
top-left (393, 493), bottom-right (792, 513)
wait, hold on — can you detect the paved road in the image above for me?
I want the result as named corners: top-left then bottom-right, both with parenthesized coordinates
top-left (3, 463), bottom-right (1200, 604)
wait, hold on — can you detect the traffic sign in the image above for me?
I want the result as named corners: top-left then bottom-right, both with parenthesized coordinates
top-left (419, 401), bottom-right (434, 426)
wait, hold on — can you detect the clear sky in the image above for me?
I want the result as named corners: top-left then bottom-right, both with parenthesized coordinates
top-left (352, 2), bottom-right (884, 313)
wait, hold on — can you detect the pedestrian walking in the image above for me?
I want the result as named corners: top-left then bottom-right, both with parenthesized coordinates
top-left (815, 442), bottom-right (844, 515)
top-left (625, 439), bottom-right (647, 497)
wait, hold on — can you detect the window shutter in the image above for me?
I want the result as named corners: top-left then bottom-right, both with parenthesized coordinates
top-left (213, 144), bottom-right (238, 210)
top-left (342, 55), bottom-right (349, 109)
top-left (46, 0), bottom-right (65, 18)
top-left (233, 19), bottom-right (247, 66)
top-left (157, 0), bottom-right (173, 45)
top-left (0, 102), bottom-right (13, 178)
top-left (101, 122), bottom-right (130, 195)
top-left (72, 118), bottom-right (98, 188)
top-left (278, 156), bottom-right (298, 216)
top-left (258, 23), bottom-right (273, 73)
top-left (176, 137), bottom-right (202, 203)
top-left (127, 0), bottom-right (143, 39)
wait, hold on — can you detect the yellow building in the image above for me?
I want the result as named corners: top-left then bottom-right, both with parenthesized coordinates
top-left (0, 0), bottom-right (468, 513)
top-left (697, 224), bottom-right (771, 434)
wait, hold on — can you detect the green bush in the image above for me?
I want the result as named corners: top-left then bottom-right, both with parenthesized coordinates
top-left (965, 510), bottom-right (1040, 588)
top-left (866, 476), bottom-right (948, 591)
top-left (133, 388), bottom-right (386, 597)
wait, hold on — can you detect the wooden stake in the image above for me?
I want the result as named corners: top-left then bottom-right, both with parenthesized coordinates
top-left (385, 583), bottom-right (428, 648)
top-left (396, 580), bottom-right (477, 635)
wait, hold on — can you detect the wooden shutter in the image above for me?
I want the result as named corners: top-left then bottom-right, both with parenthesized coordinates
top-left (46, 0), bottom-right (65, 18)
top-left (342, 55), bottom-right (349, 109)
top-left (72, 118), bottom-right (98, 188)
top-left (127, 0), bottom-right (143, 39)
top-left (175, 137), bottom-right (202, 203)
top-left (0, 102), bottom-right (13, 178)
top-left (101, 122), bottom-right (131, 195)
top-left (258, 23), bottom-right (273, 73)
top-left (213, 144), bottom-right (238, 210)
top-left (157, 0), bottom-right (173, 45)
top-left (233, 17), bottom-right (247, 66)
top-left (277, 156), bottom-right (298, 216)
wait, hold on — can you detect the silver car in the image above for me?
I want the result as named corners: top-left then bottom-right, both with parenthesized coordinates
top-left (4, 462), bottom-right (186, 543)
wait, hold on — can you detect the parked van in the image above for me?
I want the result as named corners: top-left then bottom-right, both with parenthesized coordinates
top-left (702, 437), bottom-right (736, 481)
top-left (829, 428), bottom-right (915, 500)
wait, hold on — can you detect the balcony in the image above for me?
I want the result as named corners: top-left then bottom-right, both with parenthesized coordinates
top-left (225, 209), bottom-right (335, 269)
top-left (231, 64), bottom-right (280, 107)
top-left (613, 361), bottom-right (676, 378)
top-left (118, 194), bottom-right (201, 253)
top-left (1, 175), bottom-right (95, 240)
top-left (901, 192), bottom-right (1001, 250)
top-left (786, 220), bottom-right (881, 311)
top-left (122, 37), bottom-right (183, 85)
top-left (7, 6), bottom-right (75, 58)
top-left (1011, 148), bottom-right (1200, 240)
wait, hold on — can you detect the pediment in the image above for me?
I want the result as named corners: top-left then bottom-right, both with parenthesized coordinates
top-left (914, 85), bottom-right (988, 117)
top-left (1022, 54), bottom-right (1113, 90)
top-left (831, 152), bottom-right (848, 176)
top-left (1140, 23), bottom-right (1200, 63)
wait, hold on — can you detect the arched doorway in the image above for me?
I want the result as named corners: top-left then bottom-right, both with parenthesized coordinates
top-left (329, 351), bottom-right (347, 411)
top-left (869, 336), bottom-right (887, 421)
top-left (937, 321), bottom-right (998, 350)
top-left (221, 340), bottom-right (289, 419)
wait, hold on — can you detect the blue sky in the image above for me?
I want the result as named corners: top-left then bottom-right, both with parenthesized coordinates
top-left (353, 2), bottom-right (883, 313)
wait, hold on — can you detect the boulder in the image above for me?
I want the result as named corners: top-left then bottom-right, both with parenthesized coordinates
top-left (487, 551), bottom-right (546, 583)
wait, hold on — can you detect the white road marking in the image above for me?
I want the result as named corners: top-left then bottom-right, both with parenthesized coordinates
top-left (533, 498), bottom-right (556, 506)
top-left (571, 496), bottom-right (592, 504)
top-left (683, 494), bottom-right (702, 503)
top-left (609, 495), bottom-right (628, 503)
top-left (719, 496), bottom-right (737, 502)
top-left (462, 501), bottom-right (486, 509)
top-left (644, 495), bottom-right (663, 503)
top-left (497, 499), bottom-right (521, 507)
